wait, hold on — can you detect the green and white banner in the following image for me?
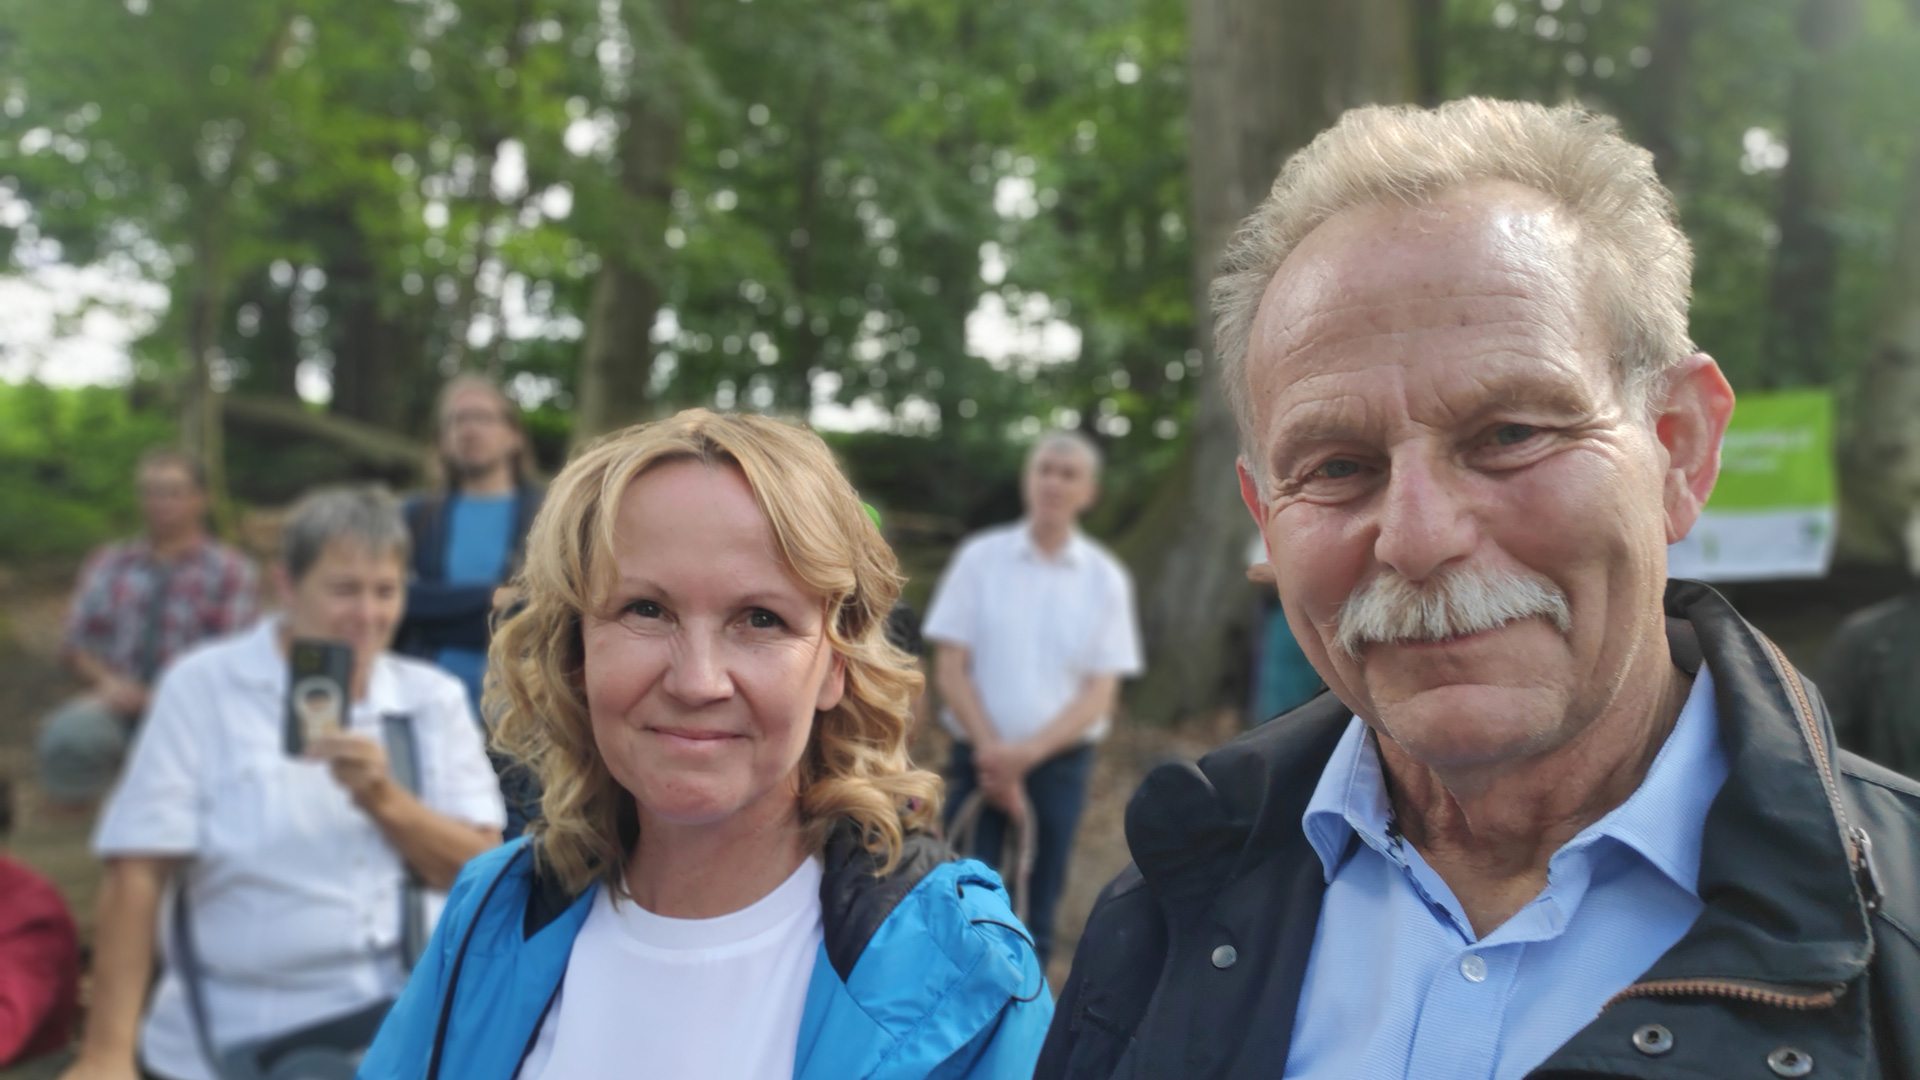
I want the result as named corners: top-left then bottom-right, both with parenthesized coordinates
top-left (1667, 388), bottom-right (1835, 582)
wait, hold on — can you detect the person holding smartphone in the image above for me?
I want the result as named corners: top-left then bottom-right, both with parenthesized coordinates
top-left (62, 487), bottom-right (506, 1080)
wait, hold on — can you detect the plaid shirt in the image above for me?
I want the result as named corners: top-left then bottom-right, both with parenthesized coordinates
top-left (62, 536), bottom-right (261, 684)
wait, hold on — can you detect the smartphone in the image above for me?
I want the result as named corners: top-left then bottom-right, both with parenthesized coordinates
top-left (285, 639), bottom-right (354, 756)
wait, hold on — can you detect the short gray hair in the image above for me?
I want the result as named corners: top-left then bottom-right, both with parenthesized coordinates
top-left (281, 485), bottom-right (411, 581)
top-left (1213, 97), bottom-right (1695, 453)
top-left (1028, 429), bottom-right (1103, 478)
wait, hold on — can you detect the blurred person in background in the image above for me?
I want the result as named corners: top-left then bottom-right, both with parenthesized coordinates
top-left (396, 375), bottom-right (544, 713)
top-left (395, 374), bottom-right (545, 837)
top-left (1039, 98), bottom-right (1920, 1079)
top-left (0, 776), bottom-right (82, 1071)
top-left (62, 487), bottom-right (504, 1080)
top-left (360, 410), bottom-right (1051, 1080)
top-left (37, 449), bottom-right (259, 808)
top-left (924, 430), bottom-right (1143, 974)
top-left (1820, 511), bottom-right (1920, 780)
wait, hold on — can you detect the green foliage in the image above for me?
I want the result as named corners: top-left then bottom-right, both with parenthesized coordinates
top-left (0, 383), bottom-right (172, 560)
top-left (2, 0), bottom-right (1918, 538)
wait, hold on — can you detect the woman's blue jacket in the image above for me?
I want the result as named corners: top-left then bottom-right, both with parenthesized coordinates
top-left (357, 825), bottom-right (1053, 1080)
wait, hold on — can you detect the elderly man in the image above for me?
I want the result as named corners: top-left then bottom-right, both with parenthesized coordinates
top-left (1038, 99), bottom-right (1920, 1080)
top-left (62, 487), bottom-right (504, 1080)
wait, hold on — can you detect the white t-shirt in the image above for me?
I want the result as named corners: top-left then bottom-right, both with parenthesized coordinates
top-left (93, 619), bottom-right (507, 1080)
top-left (922, 522), bottom-right (1144, 743)
top-left (518, 856), bottom-right (825, 1080)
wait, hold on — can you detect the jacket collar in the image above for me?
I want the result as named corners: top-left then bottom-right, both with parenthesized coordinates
top-left (520, 819), bottom-right (956, 981)
top-left (1127, 579), bottom-right (1876, 993)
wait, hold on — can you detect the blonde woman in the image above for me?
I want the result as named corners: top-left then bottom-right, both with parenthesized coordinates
top-left (360, 410), bottom-right (1051, 1080)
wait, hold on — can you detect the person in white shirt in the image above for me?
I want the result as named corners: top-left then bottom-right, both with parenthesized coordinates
top-left (356, 409), bottom-right (1053, 1080)
top-left (924, 430), bottom-right (1144, 972)
top-left (61, 487), bottom-right (507, 1080)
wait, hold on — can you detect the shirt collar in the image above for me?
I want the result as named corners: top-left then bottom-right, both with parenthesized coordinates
top-left (1301, 665), bottom-right (1728, 895)
top-left (1018, 520), bottom-right (1085, 566)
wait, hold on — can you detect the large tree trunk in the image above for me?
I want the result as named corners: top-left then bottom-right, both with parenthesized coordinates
top-left (573, 0), bottom-right (690, 443)
top-left (1761, 0), bottom-right (1862, 388)
top-left (178, 13), bottom-right (294, 520)
top-left (1839, 41), bottom-right (1920, 562)
top-left (1637, 0), bottom-right (1697, 189)
top-left (1120, 0), bottom-right (1412, 725)
top-left (326, 218), bottom-right (419, 432)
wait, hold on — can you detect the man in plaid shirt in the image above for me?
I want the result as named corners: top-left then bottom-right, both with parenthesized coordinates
top-left (37, 448), bottom-right (259, 805)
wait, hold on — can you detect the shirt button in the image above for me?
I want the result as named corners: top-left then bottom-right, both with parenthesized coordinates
top-left (1211, 945), bottom-right (1238, 969)
top-left (1459, 954), bottom-right (1488, 982)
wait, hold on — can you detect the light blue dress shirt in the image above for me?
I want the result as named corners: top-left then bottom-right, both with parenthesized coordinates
top-left (1283, 667), bottom-right (1729, 1080)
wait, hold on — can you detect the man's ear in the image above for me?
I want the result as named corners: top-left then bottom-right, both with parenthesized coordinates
top-left (1654, 354), bottom-right (1736, 545)
top-left (1237, 457), bottom-right (1267, 528)
top-left (1238, 458), bottom-right (1280, 585)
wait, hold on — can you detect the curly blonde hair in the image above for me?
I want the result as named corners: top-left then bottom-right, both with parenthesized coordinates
top-left (489, 409), bottom-right (941, 894)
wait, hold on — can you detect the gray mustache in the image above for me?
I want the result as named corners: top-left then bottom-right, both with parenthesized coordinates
top-left (1333, 567), bottom-right (1572, 660)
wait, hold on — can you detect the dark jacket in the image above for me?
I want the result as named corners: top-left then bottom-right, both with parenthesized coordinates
top-left (1822, 593), bottom-right (1920, 781)
top-left (358, 824), bottom-right (1052, 1080)
top-left (396, 486), bottom-right (544, 659)
top-left (1038, 580), bottom-right (1920, 1080)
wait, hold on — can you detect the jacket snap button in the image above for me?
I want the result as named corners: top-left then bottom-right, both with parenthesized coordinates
top-left (1767, 1047), bottom-right (1813, 1077)
top-left (1630, 1024), bottom-right (1673, 1056)
top-left (1210, 945), bottom-right (1238, 969)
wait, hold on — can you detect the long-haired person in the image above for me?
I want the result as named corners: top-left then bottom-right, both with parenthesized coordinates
top-left (360, 410), bottom-right (1051, 1080)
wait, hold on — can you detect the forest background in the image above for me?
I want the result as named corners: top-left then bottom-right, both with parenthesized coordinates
top-left (3, 0), bottom-right (1919, 723)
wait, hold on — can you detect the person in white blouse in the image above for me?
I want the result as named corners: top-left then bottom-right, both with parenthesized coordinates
top-left (358, 410), bottom-right (1051, 1080)
top-left (61, 487), bottom-right (506, 1080)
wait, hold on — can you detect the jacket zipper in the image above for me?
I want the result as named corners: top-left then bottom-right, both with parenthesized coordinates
top-left (1757, 634), bottom-right (1886, 914)
top-left (1606, 976), bottom-right (1845, 1012)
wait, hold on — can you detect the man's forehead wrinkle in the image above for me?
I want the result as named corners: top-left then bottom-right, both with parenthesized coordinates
top-left (1272, 295), bottom-right (1573, 362)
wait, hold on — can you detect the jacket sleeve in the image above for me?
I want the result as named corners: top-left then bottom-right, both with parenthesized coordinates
top-left (359, 852), bottom-right (499, 1079)
top-left (927, 989), bottom-right (1054, 1080)
top-left (1033, 865), bottom-right (1165, 1080)
top-left (399, 582), bottom-right (497, 652)
top-left (0, 865), bottom-right (80, 1067)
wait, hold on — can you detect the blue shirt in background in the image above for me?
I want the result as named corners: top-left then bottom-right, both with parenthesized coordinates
top-left (1283, 666), bottom-right (1729, 1080)
top-left (436, 493), bottom-right (515, 714)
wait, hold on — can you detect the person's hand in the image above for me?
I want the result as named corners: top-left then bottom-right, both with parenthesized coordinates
top-left (57, 1052), bottom-right (141, 1080)
top-left (96, 676), bottom-right (148, 717)
top-left (492, 584), bottom-right (522, 612)
top-left (308, 732), bottom-right (395, 811)
top-left (974, 741), bottom-right (1036, 823)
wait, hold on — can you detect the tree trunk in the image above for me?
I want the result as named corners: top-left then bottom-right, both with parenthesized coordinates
top-left (1839, 76), bottom-right (1920, 561)
top-left (178, 10), bottom-right (295, 523)
top-left (1412, 0), bottom-right (1444, 107)
top-left (326, 217), bottom-right (417, 432)
top-left (1120, 0), bottom-right (1412, 725)
top-left (572, 0), bottom-right (689, 443)
top-left (1761, 0), bottom-right (1862, 388)
top-left (1637, 0), bottom-right (1697, 189)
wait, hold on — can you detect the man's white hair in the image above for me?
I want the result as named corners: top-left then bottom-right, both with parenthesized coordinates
top-left (1213, 97), bottom-right (1696, 457)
